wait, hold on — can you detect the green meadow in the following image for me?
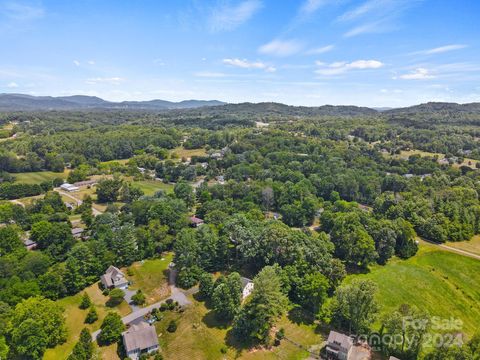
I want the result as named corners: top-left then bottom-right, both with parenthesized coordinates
top-left (347, 242), bottom-right (480, 337)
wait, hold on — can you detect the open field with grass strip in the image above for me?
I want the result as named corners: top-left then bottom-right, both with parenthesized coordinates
top-left (346, 242), bottom-right (480, 337)
top-left (44, 282), bottom-right (131, 360)
top-left (133, 180), bottom-right (175, 195)
top-left (127, 254), bottom-right (173, 304)
top-left (9, 170), bottom-right (69, 184)
top-left (170, 146), bottom-right (207, 159)
top-left (447, 235), bottom-right (480, 256)
top-left (383, 149), bottom-right (478, 169)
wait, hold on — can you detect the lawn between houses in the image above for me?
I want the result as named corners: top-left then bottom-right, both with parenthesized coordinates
top-left (156, 297), bottom-right (323, 360)
top-left (127, 254), bottom-right (173, 304)
top-left (43, 282), bottom-right (131, 360)
top-left (346, 241), bottom-right (480, 338)
top-left (45, 256), bottom-right (172, 359)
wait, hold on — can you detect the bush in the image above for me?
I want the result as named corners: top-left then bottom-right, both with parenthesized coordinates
top-left (160, 303), bottom-right (168, 312)
top-left (167, 320), bottom-right (177, 333)
top-left (85, 306), bottom-right (98, 324)
top-left (79, 293), bottom-right (92, 309)
top-left (107, 288), bottom-right (125, 307)
top-left (132, 290), bottom-right (146, 306)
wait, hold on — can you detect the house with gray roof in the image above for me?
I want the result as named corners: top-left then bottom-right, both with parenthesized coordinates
top-left (122, 322), bottom-right (159, 359)
top-left (326, 331), bottom-right (353, 360)
top-left (100, 265), bottom-right (128, 289)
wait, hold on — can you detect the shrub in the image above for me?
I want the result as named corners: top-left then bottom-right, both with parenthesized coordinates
top-left (167, 320), bottom-right (177, 333)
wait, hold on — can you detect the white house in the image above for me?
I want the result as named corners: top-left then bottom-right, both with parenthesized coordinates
top-left (240, 277), bottom-right (254, 300)
top-left (122, 323), bottom-right (159, 359)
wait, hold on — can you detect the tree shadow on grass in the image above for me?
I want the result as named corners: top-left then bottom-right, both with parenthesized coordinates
top-left (202, 309), bottom-right (230, 330)
top-left (345, 263), bottom-right (371, 275)
top-left (224, 328), bottom-right (252, 359)
top-left (288, 306), bottom-right (315, 325)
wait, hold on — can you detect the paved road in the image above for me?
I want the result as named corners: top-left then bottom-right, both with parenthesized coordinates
top-left (92, 286), bottom-right (190, 341)
top-left (421, 238), bottom-right (480, 261)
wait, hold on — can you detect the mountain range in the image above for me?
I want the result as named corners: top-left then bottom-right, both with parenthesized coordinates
top-left (0, 94), bottom-right (479, 117)
top-left (0, 93), bottom-right (225, 111)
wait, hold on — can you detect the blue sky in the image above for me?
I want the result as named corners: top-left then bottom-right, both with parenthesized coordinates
top-left (0, 0), bottom-right (479, 107)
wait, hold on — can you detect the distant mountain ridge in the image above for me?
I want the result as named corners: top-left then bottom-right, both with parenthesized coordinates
top-left (0, 93), bottom-right (226, 110)
top-left (0, 94), bottom-right (479, 117)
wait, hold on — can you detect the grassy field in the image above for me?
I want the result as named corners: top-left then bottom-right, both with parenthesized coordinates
top-left (171, 146), bottom-right (207, 159)
top-left (386, 149), bottom-right (478, 169)
top-left (44, 282), bottom-right (131, 360)
top-left (346, 242), bottom-right (480, 337)
top-left (133, 180), bottom-right (174, 195)
top-left (447, 235), bottom-right (480, 256)
top-left (127, 254), bottom-right (173, 304)
top-left (10, 170), bottom-right (69, 184)
top-left (156, 298), bottom-right (322, 360)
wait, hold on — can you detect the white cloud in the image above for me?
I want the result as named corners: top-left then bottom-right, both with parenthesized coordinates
top-left (73, 60), bottom-right (80, 66)
top-left (209, 0), bottom-right (262, 32)
top-left (343, 20), bottom-right (387, 37)
top-left (258, 39), bottom-right (303, 57)
top-left (299, 0), bottom-right (330, 16)
top-left (415, 44), bottom-right (468, 55)
top-left (223, 58), bottom-right (275, 72)
top-left (87, 60), bottom-right (95, 65)
top-left (315, 59), bottom-right (384, 75)
top-left (85, 77), bottom-right (125, 85)
top-left (339, 0), bottom-right (421, 37)
top-left (305, 45), bottom-right (334, 55)
top-left (7, 81), bottom-right (19, 88)
top-left (398, 68), bottom-right (434, 80)
top-left (1, 2), bottom-right (45, 21)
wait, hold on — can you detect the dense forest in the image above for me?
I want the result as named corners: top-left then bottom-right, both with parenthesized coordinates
top-left (0, 102), bottom-right (479, 360)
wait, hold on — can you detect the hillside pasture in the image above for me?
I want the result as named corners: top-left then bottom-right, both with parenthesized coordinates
top-left (347, 242), bottom-right (480, 337)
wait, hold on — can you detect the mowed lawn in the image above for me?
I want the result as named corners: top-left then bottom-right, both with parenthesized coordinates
top-left (133, 180), bottom-right (174, 196)
top-left (127, 254), bottom-right (173, 304)
top-left (156, 298), bottom-right (322, 360)
top-left (171, 146), bottom-right (207, 159)
top-left (447, 235), bottom-right (480, 256)
top-left (44, 283), bottom-right (131, 360)
top-left (10, 170), bottom-right (69, 184)
top-left (347, 243), bottom-right (480, 337)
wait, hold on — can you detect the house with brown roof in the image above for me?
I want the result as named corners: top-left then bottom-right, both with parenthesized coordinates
top-left (100, 265), bottom-right (129, 289)
top-left (122, 322), bottom-right (159, 359)
top-left (326, 331), bottom-right (353, 360)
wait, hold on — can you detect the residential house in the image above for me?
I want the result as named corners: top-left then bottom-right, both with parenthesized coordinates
top-left (122, 322), bottom-right (159, 360)
top-left (326, 331), bottom-right (353, 360)
top-left (190, 216), bottom-right (204, 227)
top-left (100, 265), bottom-right (129, 289)
top-left (23, 238), bottom-right (37, 251)
top-left (240, 277), bottom-right (254, 300)
top-left (71, 227), bottom-right (84, 239)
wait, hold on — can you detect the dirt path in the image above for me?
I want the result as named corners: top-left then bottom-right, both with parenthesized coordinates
top-left (421, 238), bottom-right (480, 261)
